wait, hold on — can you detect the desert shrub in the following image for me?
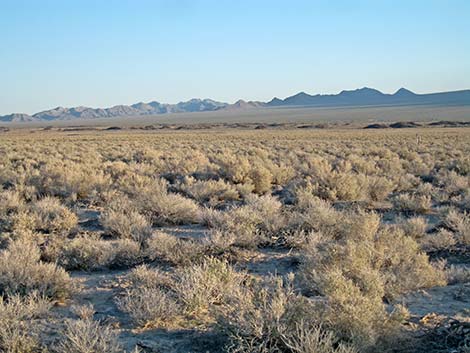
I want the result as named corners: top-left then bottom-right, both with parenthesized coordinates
top-left (101, 196), bottom-right (152, 243)
top-left (202, 194), bottom-right (285, 248)
top-left (179, 177), bottom-right (239, 204)
top-left (217, 275), bottom-right (357, 353)
top-left (0, 293), bottom-right (52, 353)
top-left (395, 173), bottom-right (421, 193)
top-left (300, 210), bottom-right (444, 299)
top-left (249, 165), bottom-right (273, 194)
top-left (108, 238), bottom-right (143, 268)
top-left (446, 265), bottom-right (470, 284)
top-left (399, 216), bottom-right (428, 239)
top-left (0, 190), bottom-right (22, 216)
top-left (375, 226), bottom-right (446, 298)
top-left (202, 207), bottom-right (261, 248)
top-left (54, 318), bottom-right (122, 353)
top-left (291, 194), bottom-right (340, 235)
top-left (446, 156), bottom-right (470, 176)
top-left (366, 176), bottom-right (395, 202)
top-left (443, 209), bottom-right (470, 245)
top-left (203, 229), bottom-right (239, 250)
top-left (119, 176), bottom-right (200, 225)
top-left (215, 153), bottom-right (252, 184)
top-left (57, 234), bottom-right (112, 270)
top-left (0, 191), bottom-right (24, 233)
top-left (117, 287), bottom-right (180, 327)
top-left (29, 196), bottom-right (78, 234)
top-left (57, 234), bottom-right (142, 270)
top-left (420, 229), bottom-right (457, 252)
top-left (299, 208), bottom-right (444, 348)
top-left (280, 229), bottom-right (325, 250)
top-left (314, 268), bottom-right (394, 349)
top-left (436, 170), bottom-right (470, 196)
top-left (300, 160), bottom-right (371, 201)
top-left (116, 265), bottom-right (181, 327)
top-left (145, 231), bottom-right (206, 266)
top-left (149, 191), bottom-right (201, 225)
top-left (392, 193), bottom-right (432, 214)
top-left (125, 264), bottom-right (174, 288)
top-left (280, 322), bottom-right (358, 353)
top-left (0, 239), bottom-right (74, 299)
top-left (175, 257), bottom-right (246, 317)
top-left (71, 303), bottom-right (95, 321)
top-left (33, 161), bottom-right (111, 201)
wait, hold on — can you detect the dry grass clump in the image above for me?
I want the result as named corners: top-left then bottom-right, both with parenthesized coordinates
top-left (0, 293), bottom-right (52, 353)
top-left (0, 239), bottom-right (74, 299)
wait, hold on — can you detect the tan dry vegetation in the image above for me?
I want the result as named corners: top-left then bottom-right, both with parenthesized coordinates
top-left (0, 127), bottom-right (469, 352)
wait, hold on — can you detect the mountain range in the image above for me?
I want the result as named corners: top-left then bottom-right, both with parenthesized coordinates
top-left (2, 87), bottom-right (470, 122)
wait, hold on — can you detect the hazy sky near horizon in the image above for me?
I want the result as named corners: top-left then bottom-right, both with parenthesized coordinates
top-left (1, 0), bottom-right (469, 115)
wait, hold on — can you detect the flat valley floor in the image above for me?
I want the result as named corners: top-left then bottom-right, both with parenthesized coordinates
top-left (0, 127), bottom-right (469, 352)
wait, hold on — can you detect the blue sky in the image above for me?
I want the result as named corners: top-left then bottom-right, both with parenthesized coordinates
top-left (1, 0), bottom-right (469, 115)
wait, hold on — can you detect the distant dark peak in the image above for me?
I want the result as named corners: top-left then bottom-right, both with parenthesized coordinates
top-left (394, 88), bottom-right (416, 96)
top-left (268, 97), bottom-right (284, 105)
top-left (292, 91), bottom-right (310, 98)
top-left (340, 87), bottom-right (383, 96)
